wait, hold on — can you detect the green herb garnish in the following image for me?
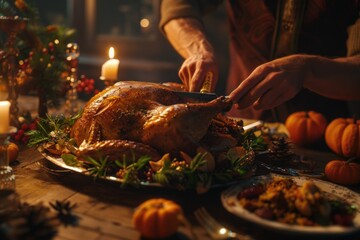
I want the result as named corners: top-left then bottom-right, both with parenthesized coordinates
top-left (27, 112), bottom-right (81, 147)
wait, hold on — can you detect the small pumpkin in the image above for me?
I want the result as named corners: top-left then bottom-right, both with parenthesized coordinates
top-left (132, 198), bottom-right (183, 239)
top-left (325, 117), bottom-right (360, 157)
top-left (7, 142), bottom-right (19, 163)
top-left (285, 111), bottom-right (327, 146)
top-left (324, 158), bottom-right (360, 185)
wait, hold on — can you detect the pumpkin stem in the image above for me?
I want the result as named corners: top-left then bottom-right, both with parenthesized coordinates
top-left (345, 157), bottom-right (359, 164)
top-left (151, 202), bottom-right (164, 209)
top-left (353, 114), bottom-right (358, 124)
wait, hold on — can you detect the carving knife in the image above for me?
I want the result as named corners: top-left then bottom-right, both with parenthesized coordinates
top-left (173, 72), bottom-right (218, 102)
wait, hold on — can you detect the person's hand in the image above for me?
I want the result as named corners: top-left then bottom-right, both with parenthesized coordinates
top-left (229, 55), bottom-right (310, 110)
top-left (178, 54), bottom-right (219, 92)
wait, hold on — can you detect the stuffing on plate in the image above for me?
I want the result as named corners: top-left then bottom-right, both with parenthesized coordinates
top-left (237, 177), bottom-right (357, 226)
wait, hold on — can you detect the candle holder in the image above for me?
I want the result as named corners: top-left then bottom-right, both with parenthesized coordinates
top-left (101, 78), bottom-right (118, 87)
top-left (0, 126), bottom-right (17, 190)
top-left (64, 42), bottom-right (80, 116)
top-left (0, 16), bottom-right (28, 128)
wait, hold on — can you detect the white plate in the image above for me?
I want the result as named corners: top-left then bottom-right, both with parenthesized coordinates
top-left (221, 174), bottom-right (360, 236)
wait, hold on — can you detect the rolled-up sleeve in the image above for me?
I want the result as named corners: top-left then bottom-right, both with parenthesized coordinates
top-left (347, 18), bottom-right (360, 56)
top-left (159, 0), bottom-right (203, 32)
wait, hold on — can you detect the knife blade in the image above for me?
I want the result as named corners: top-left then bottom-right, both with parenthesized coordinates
top-left (173, 91), bottom-right (218, 102)
top-left (173, 72), bottom-right (217, 102)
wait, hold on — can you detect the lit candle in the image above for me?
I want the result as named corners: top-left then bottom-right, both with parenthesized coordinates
top-left (100, 47), bottom-right (120, 81)
top-left (0, 101), bottom-right (10, 134)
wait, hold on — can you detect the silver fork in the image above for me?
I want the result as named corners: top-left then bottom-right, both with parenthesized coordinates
top-left (194, 207), bottom-right (254, 240)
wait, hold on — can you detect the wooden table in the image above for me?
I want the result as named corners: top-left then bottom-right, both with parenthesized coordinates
top-left (11, 146), bottom-right (360, 240)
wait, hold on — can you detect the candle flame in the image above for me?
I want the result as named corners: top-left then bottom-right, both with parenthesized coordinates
top-left (108, 47), bottom-right (115, 59)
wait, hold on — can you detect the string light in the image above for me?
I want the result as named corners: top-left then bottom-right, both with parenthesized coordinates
top-left (140, 18), bottom-right (150, 28)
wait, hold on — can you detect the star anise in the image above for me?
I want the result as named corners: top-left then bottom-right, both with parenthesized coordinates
top-left (49, 200), bottom-right (79, 226)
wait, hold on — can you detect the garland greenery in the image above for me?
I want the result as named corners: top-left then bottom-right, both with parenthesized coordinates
top-left (27, 114), bottom-right (269, 191)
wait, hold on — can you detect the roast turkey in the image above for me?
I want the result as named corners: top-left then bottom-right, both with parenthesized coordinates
top-left (70, 81), bottom-right (242, 161)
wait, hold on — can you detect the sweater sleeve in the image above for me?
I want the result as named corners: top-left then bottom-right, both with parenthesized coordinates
top-left (159, 0), bottom-right (223, 33)
top-left (159, 0), bottom-right (203, 33)
top-left (347, 18), bottom-right (360, 56)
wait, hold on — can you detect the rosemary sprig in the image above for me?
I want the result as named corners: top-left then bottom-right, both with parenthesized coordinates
top-left (214, 150), bottom-right (255, 183)
top-left (86, 156), bottom-right (111, 178)
top-left (115, 154), bottom-right (152, 188)
top-left (190, 152), bottom-right (208, 171)
top-left (153, 153), bottom-right (208, 190)
top-left (242, 129), bottom-right (268, 151)
top-left (60, 151), bottom-right (152, 187)
top-left (27, 112), bottom-right (82, 147)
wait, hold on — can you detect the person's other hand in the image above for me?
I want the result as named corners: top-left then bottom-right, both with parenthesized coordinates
top-left (229, 55), bottom-right (309, 110)
top-left (178, 54), bottom-right (219, 92)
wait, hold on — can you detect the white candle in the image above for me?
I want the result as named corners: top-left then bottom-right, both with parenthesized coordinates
top-left (100, 47), bottom-right (120, 81)
top-left (0, 101), bottom-right (10, 134)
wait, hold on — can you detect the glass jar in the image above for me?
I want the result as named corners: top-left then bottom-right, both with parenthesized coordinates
top-left (0, 134), bottom-right (15, 190)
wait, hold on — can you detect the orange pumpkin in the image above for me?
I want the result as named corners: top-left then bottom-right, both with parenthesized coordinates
top-left (132, 198), bottom-right (183, 239)
top-left (7, 142), bottom-right (19, 163)
top-left (325, 117), bottom-right (360, 157)
top-left (285, 111), bottom-right (327, 146)
top-left (324, 159), bottom-right (360, 185)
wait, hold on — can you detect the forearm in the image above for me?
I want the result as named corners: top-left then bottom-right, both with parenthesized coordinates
top-left (304, 55), bottom-right (360, 100)
top-left (163, 18), bottom-right (215, 59)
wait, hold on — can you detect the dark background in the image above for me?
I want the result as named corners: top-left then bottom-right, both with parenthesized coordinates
top-left (25, 0), bottom-right (230, 95)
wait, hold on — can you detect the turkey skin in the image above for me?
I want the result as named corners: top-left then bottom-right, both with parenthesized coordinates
top-left (70, 81), bottom-right (240, 161)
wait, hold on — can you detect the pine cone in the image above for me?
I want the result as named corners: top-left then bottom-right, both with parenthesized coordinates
top-left (268, 137), bottom-right (295, 163)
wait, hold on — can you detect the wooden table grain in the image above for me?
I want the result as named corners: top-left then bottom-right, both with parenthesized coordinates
top-left (13, 146), bottom-right (360, 240)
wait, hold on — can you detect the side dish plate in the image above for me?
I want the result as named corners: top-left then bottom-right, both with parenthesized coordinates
top-left (221, 174), bottom-right (360, 236)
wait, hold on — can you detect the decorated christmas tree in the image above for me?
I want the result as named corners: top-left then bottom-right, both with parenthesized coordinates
top-left (1, 0), bottom-right (76, 117)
